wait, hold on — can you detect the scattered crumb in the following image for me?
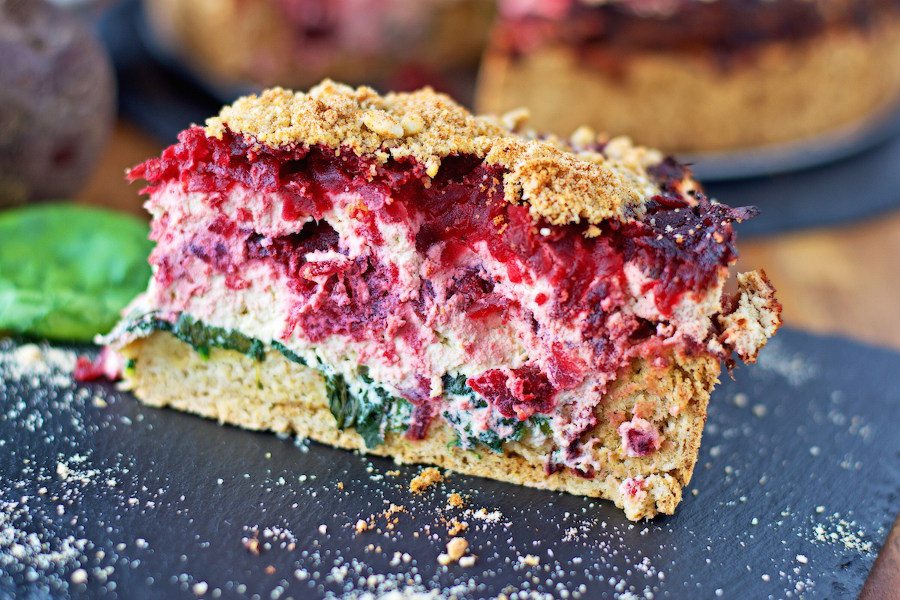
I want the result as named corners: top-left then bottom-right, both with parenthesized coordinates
top-left (438, 537), bottom-right (469, 566)
top-left (243, 537), bottom-right (261, 555)
top-left (519, 554), bottom-right (540, 567)
top-left (70, 569), bottom-right (88, 584)
top-left (447, 519), bottom-right (468, 536)
top-left (796, 554), bottom-right (808, 564)
top-left (447, 493), bottom-right (464, 509)
top-left (354, 520), bottom-right (370, 534)
top-left (409, 467), bottom-right (443, 494)
top-left (381, 504), bottom-right (407, 531)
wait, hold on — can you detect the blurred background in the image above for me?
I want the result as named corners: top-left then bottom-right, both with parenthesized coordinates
top-left (1, 0), bottom-right (899, 348)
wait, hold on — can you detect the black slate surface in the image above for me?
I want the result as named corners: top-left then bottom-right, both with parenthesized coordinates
top-left (0, 328), bottom-right (898, 599)
top-left (96, 0), bottom-right (900, 240)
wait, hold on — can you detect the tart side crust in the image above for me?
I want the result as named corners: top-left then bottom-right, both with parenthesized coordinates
top-left (120, 331), bottom-right (719, 520)
top-left (204, 81), bottom-right (668, 227)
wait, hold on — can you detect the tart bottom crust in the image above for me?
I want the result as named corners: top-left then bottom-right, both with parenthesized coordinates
top-left (476, 17), bottom-right (900, 153)
top-left (120, 331), bottom-right (720, 521)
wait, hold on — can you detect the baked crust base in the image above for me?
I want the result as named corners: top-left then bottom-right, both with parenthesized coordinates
top-left (476, 17), bottom-right (900, 153)
top-left (120, 331), bottom-right (720, 520)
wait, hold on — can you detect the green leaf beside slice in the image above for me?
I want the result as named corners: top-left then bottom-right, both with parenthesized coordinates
top-left (0, 203), bottom-right (152, 342)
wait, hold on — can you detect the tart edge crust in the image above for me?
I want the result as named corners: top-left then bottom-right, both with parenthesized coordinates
top-left (120, 331), bottom-right (719, 521)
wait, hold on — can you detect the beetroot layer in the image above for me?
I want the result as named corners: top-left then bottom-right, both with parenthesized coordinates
top-left (129, 127), bottom-right (751, 448)
top-left (131, 127), bottom-right (748, 313)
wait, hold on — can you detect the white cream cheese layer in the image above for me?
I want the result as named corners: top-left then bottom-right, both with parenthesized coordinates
top-left (115, 179), bottom-right (729, 466)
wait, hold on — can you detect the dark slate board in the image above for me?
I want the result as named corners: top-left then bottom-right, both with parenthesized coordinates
top-left (0, 328), bottom-right (898, 599)
top-left (96, 0), bottom-right (900, 240)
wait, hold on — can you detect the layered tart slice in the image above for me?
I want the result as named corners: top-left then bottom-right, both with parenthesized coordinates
top-left (104, 81), bottom-right (781, 520)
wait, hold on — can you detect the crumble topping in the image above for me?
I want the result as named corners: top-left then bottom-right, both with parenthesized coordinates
top-left (205, 81), bottom-right (658, 227)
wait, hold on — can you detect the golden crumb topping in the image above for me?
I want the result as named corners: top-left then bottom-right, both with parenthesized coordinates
top-left (205, 80), bottom-right (668, 227)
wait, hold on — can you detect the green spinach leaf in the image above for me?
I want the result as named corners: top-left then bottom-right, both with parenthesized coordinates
top-left (0, 203), bottom-right (152, 341)
top-left (124, 314), bottom-right (265, 362)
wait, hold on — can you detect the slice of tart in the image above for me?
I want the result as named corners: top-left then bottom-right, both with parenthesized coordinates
top-left (104, 81), bottom-right (781, 521)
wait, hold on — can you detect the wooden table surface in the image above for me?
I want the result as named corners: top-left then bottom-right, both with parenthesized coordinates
top-left (77, 122), bottom-right (900, 597)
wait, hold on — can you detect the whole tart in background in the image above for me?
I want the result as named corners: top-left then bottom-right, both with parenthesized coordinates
top-left (144, 0), bottom-right (495, 94)
top-left (476, 0), bottom-right (900, 154)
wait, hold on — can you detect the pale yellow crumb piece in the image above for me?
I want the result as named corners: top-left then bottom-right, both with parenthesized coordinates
top-left (447, 493), bottom-right (465, 508)
top-left (354, 520), bottom-right (370, 534)
top-left (244, 538), bottom-right (261, 555)
top-left (519, 554), bottom-right (540, 567)
top-left (438, 537), bottom-right (470, 565)
top-left (458, 555), bottom-right (477, 568)
top-left (446, 537), bottom-right (468, 561)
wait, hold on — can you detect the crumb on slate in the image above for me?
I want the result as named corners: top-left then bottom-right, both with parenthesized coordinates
top-left (438, 537), bottom-right (473, 566)
top-left (409, 467), bottom-right (443, 494)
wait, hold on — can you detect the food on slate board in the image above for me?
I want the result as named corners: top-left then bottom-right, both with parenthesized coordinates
top-left (102, 81), bottom-right (781, 520)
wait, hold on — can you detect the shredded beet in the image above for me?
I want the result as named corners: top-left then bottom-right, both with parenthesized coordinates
top-left (130, 126), bottom-right (753, 456)
top-left (468, 365), bottom-right (556, 421)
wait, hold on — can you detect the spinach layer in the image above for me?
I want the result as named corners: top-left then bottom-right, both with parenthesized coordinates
top-left (125, 315), bottom-right (548, 453)
top-left (125, 314), bottom-right (408, 448)
top-left (442, 374), bottom-right (550, 453)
